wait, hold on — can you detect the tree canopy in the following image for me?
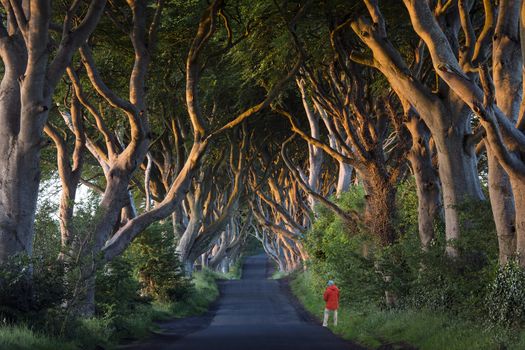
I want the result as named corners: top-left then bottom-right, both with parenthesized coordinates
top-left (2, 0), bottom-right (525, 347)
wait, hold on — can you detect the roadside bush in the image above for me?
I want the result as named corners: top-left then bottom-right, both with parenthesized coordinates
top-left (0, 255), bottom-right (37, 321)
top-left (0, 190), bottom-right (223, 349)
top-left (294, 178), bottom-right (523, 348)
top-left (173, 269), bottom-right (219, 316)
top-left (487, 260), bottom-right (525, 327)
top-left (0, 324), bottom-right (76, 350)
top-left (0, 199), bottom-right (65, 323)
top-left (0, 254), bottom-right (65, 324)
top-left (398, 196), bottom-right (496, 313)
top-left (305, 178), bottom-right (499, 315)
top-left (304, 186), bottom-right (383, 306)
top-left (127, 222), bottom-right (192, 303)
top-left (95, 257), bottom-right (142, 317)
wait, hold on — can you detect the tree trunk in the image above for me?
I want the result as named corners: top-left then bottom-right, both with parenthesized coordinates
top-left (315, 100), bottom-right (353, 197)
top-left (172, 207), bottom-right (185, 240)
top-left (0, 143), bottom-right (41, 263)
top-left (0, 60), bottom-right (36, 264)
top-left (184, 259), bottom-right (194, 275)
top-left (220, 257), bottom-right (229, 274)
top-left (336, 162), bottom-right (353, 196)
top-left (489, 3), bottom-right (521, 264)
top-left (0, 0), bottom-right (105, 265)
top-left (511, 179), bottom-right (525, 266)
top-left (361, 169), bottom-right (397, 245)
top-left (0, 112), bottom-right (31, 263)
top-left (434, 126), bottom-right (483, 256)
top-left (75, 275), bottom-right (96, 317)
top-left (176, 215), bottom-right (202, 266)
top-left (406, 116), bottom-right (442, 249)
top-left (298, 78), bottom-right (323, 211)
top-left (488, 150), bottom-right (516, 264)
top-left (350, 7), bottom-right (484, 256)
top-left (209, 232), bottom-right (228, 269)
top-left (0, 101), bottom-right (53, 265)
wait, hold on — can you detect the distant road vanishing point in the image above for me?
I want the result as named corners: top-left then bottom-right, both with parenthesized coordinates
top-left (124, 254), bottom-right (363, 350)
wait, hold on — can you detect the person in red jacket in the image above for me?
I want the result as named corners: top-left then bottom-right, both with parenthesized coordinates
top-left (322, 280), bottom-right (339, 327)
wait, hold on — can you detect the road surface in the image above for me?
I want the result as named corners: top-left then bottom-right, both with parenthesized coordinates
top-left (124, 254), bottom-right (363, 350)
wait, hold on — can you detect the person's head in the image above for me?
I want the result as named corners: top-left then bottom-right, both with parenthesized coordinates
top-left (327, 280), bottom-right (334, 286)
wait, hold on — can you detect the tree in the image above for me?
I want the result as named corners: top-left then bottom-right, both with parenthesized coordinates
top-left (400, 0), bottom-right (525, 265)
top-left (0, 0), bottom-right (106, 265)
top-left (350, 0), bottom-right (485, 256)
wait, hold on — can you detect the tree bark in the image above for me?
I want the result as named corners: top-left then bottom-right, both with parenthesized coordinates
top-left (0, 0), bottom-right (106, 264)
top-left (336, 163), bottom-right (353, 196)
top-left (297, 78), bottom-right (323, 211)
top-left (489, 0), bottom-right (521, 264)
top-left (351, 5), bottom-right (484, 256)
top-left (432, 118), bottom-right (483, 255)
top-left (489, 152), bottom-right (516, 263)
top-left (46, 93), bottom-right (86, 259)
top-left (400, 0), bottom-right (525, 263)
top-left (405, 115), bottom-right (442, 249)
top-left (360, 167), bottom-right (398, 245)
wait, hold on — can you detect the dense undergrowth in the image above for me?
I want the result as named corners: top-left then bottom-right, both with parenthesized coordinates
top-left (291, 270), bottom-right (525, 349)
top-left (290, 179), bottom-right (525, 349)
top-left (0, 205), bottom-right (233, 350)
top-left (0, 268), bottom-right (221, 350)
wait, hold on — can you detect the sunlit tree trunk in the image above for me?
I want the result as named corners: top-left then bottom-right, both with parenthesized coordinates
top-left (405, 113), bottom-right (442, 249)
top-left (351, 1), bottom-right (484, 256)
top-left (489, 0), bottom-right (521, 264)
top-left (399, 0), bottom-right (525, 264)
top-left (297, 79), bottom-right (323, 211)
top-left (45, 93), bottom-right (85, 259)
top-left (0, 1), bottom-right (106, 265)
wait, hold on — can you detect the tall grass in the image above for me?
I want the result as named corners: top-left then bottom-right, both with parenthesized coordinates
top-left (170, 269), bottom-right (220, 318)
top-left (0, 325), bottom-right (75, 350)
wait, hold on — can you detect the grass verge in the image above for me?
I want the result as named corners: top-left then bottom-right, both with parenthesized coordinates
top-left (290, 270), bottom-right (525, 350)
top-left (0, 325), bottom-right (76, 350)
top-left (271, 270), bottom-right (288, 280)
top-left (205, 259), bottom-right (243, 281)
top-left (170, 268), bottom-right (221, 318)
top-left (0, 268), bottom-right (223, 350)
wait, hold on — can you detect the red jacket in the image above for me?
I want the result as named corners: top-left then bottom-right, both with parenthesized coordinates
top-left (323, 285), bottom-right (340, 310)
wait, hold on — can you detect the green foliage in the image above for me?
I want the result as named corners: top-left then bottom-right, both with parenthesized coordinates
top-left (487, 260), bottom-right (525, 327)
top-left (304, 185), bottom-right (382, 306)
top-left (0, 198), bottom-right (65, 322)
top-left (271, 269), bottom-right (288, 280)
top-left (0, 199), bottom-right (221, 349)
top-left (0, 324), bottom-right (76, 350)
top-left (243, 234), bottom-right (264, 256)
top-left (0, 256), bottom-right (65, 324)
top-left (0, 259), bottom-right (222, 350)
top-left (383, 185), bottom-right (497, 313)
top-left (71, 317), bottom-right (114, 349)
top-left (299, 177), bottom-right (519, 347)
top-left (170, 269), bottom-right (220, 318)
top-left (95, 257), bottom-right (142, 318)
top-left (33, 199), bottom-right (61, 259)
top-left (292, 269), bottom-right (525, 350)
top-left (0, 256), bottom-right (35, 320)
top-left (306, 179), bottom-right (499, 312)
top-left (295, 176), bottom-right (525, 347)
top-left (127, 222), bottom-right (192, 303)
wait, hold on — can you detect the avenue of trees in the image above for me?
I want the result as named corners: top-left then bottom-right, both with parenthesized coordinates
top-left (2, 0), bottom-right (525, 348)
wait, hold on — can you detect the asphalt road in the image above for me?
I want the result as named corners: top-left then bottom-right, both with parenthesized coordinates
top-left (123, 254), bottom-right (363, 350)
